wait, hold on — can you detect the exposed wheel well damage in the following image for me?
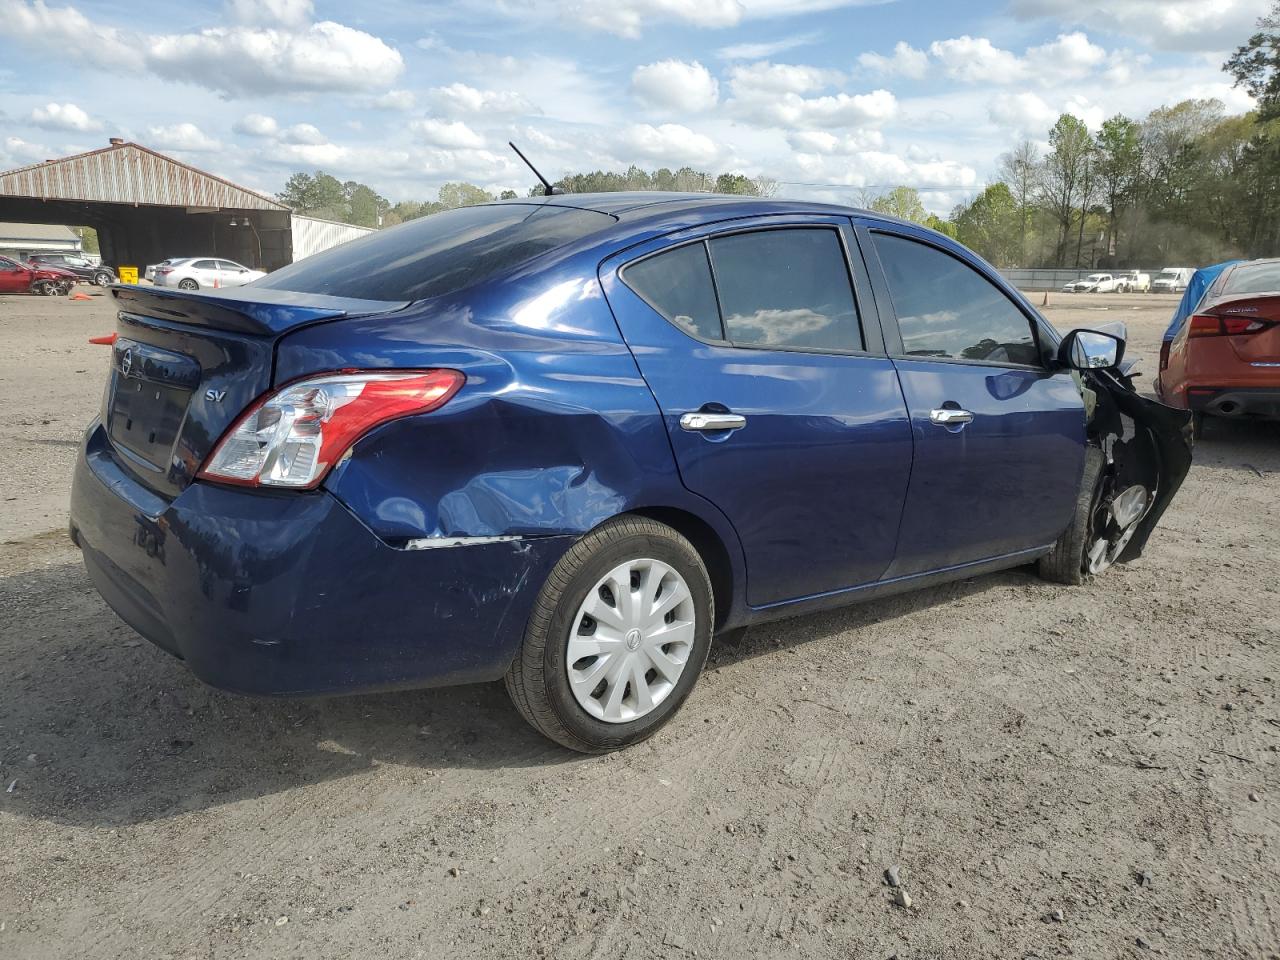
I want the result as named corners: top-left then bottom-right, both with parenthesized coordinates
top-left (1081, 367), bottom-right (1193, 567)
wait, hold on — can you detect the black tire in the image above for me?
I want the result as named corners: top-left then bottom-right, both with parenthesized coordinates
top-left (92, 271), bottom-right (112, 286)
top-left (1038, 448), bottom-right (1105, 585)
top-left (1192, 412), bottom-right (1206, 442)
top-left (504, 516), bottom-right (714, 753)
top-left (178, 278), bottom-right (199, 290)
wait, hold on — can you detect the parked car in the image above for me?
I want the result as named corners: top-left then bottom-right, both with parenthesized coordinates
top-left (1062, 273), bottom-right (1118, 293)
top-left (151, 257), bottom-right (265, 289)
top-left (0, 255), bottom-right (76, 295)
top-left (69, 195), bottom-right (1192, 753)
top-left (28, 253), bottom-right (115, 286)
top-left (144, 259), bottom-right (181, 282)
top-left (1157, 257), bottom-right (1280, 438)
top-left (1115, 271), bottom-right (1151, 293)
top-left (1152, 267), bottom-right (1193, 293)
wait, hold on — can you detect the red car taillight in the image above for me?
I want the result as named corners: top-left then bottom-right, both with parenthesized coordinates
top-left (1188, 313), bottom-right (1269, 337)
top-left (198, 369), bottom-right (465, 490)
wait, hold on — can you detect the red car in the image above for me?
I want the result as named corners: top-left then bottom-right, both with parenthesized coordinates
top-left (0, 255), bottom-right (77, 295)
top-left (1158, 258), bottom-right (1280, 436)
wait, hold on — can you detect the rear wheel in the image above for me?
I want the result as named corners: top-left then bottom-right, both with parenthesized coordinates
top-left (505, 516), bottom-right (714, 753)
top-left (178, 278), bottom-right (199, 291)
top-left (92, 271), bottom-right (112, 286)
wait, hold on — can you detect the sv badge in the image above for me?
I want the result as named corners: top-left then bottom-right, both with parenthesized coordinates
top-left (205, 388), bottom-right (227, 403)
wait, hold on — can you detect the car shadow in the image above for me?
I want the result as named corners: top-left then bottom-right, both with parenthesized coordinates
top-left (0, 555), bottom-right (1023, 828)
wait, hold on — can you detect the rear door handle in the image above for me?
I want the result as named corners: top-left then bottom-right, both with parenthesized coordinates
top-left (680, 412), bottom-right (747, 432)
top-left (929, 408), bottom-right (974, 426)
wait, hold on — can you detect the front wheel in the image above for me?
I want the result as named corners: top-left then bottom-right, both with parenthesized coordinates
top-left (92, 271), bottom-right (112, 286)
top-left (505, 516), bottom-right (714, 753)
top-left (177, 278), bottom-right (199, 290)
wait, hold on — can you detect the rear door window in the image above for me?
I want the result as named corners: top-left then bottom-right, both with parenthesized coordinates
top-left (622, 243), bottom-right (723, 341)
top-left (193, 260), bottom-right (218, 270)
top-left (256, 203), bottom-right (615, 302)
top-left (709, 229), bottom-right (862, 352)
top-left (873, 233), bottom-right (1039, 365)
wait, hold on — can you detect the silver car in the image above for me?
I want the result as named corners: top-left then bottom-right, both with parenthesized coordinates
top-left (151, 258), bottom-right (265, 290)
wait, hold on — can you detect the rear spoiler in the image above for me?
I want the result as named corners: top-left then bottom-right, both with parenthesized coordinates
top-left (110, 285), bottom-right (410, 337)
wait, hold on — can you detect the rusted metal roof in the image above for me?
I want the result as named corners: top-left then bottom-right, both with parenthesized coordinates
top-left (0, 141), bottom-right (287, 211)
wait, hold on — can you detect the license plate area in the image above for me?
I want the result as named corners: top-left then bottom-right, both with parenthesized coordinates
top-left (107, 338), bottom-right (202, 471)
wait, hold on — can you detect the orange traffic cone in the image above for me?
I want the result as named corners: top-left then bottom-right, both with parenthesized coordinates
top-left (70, 291), bottom-right (92, 301)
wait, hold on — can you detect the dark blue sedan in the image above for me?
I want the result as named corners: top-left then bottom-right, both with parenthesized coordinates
top-left (69, 194), bottom-right (1191, 752)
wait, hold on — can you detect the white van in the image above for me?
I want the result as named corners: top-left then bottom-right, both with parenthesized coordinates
top-left (1152, 267), bottom-right (1192, 293)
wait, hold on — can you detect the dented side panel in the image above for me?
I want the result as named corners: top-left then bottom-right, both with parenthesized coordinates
top-left (275, 260), bottom-right (752, 625)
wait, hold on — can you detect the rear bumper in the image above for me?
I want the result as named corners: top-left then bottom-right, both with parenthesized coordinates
top-left (1186, 387), bottom-right (1280, 420)
top-left (70, 422), bottom-right (572, 696)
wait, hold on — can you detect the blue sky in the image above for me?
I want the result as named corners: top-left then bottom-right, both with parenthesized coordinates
top-left (0, 0), bottom-right (1266, 213)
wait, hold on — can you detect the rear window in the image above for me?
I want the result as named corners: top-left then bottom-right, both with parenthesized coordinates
top-left (1221, 261), bottom-right (1280, 296)
top-left (256, 203), bottom-right (614, 302)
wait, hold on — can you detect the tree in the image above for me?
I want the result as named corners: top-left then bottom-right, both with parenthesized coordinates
top-left (437, 182), bottom-right (495, 209)
top-left (1094, 115), bottom-right (1141, 259)
top-left (1225, 2), bottom-right (1280, 119)
top-left (1038, 115), bottom-right (1093, 265)
top-left (998, 140), bottom-right (1039, 264)
top-left (869, 186), bottom-right (928, 223)
top-left (951, 183), bottom-right (1020, 266)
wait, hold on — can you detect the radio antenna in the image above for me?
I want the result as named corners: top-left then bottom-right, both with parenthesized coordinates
top-left (508, 141), bottom-right (562, 196)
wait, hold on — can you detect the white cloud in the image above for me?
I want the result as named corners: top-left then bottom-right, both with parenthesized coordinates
top-left (988, 92), bottom-right (1057, 134)
top-left (564, 0), bottom-right (743, 39)
top-left (2, 136), bottom-right (52, 165)
top-left (3, 2), bottom-right (404, 97)
top-left (226, 0), bottom-right (314, 28)
top-left (410, 118), bottom-right (486, 149)
top-left (1009, 0), bottom-right (1269, 52)
top-left (29, 102), bottom-right (101, 132)
top-left (1027, 32), bottom-right (1107, 81)
top-left (233, 113), bottom-right (279, 137)
top-left (144, 122), bottom-right (221, 152)
top-left (268, 141), bottom-right (351, 166)
top-left (716, 32), bottom-right (818, 60)
top-left (728, 62), bottom-right (898, 129)
top-left (368, 89), bottom-right (416, 111)
top-left (631, 60), bottom-right (720, 112)
top-left (728, 61), bottom-right (841, 96)
top-left (929, 36), bottom-right (1027, 84)
top-left (788, 129), bottom-right (886, 154)
top-left (280, 123), bottom-right (327, 145)
top-left (428, 83), bottom-right (537, 116)
top-left (858, 41), bottom-right (928, 80)
top-left (615, 123), bottom-right (720, 166)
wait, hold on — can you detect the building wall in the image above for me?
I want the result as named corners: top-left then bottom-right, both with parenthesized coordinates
top-left (290, 215), bottom-right (375, 262)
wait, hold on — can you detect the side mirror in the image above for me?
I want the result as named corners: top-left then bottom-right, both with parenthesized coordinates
top-left (1058, 328), bottom-right (1124, 371)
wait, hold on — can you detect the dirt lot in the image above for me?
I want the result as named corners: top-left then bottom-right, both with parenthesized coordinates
top-left (1, 289), bottom-right (1277, 960)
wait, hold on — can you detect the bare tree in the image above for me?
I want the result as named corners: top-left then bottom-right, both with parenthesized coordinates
top-left (998, 140), bottom-right (1039, 265)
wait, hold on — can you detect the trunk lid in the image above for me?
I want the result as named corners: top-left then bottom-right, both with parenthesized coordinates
top-left (103, 286), bottom-right (407, 499)
top-left (1204, 294), bottom-right (1280, 364)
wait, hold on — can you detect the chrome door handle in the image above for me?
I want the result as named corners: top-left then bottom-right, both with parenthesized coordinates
top-left (929, 408), bottom-right (974, 426)
top-left (680, 412), bottom-right (747, 432)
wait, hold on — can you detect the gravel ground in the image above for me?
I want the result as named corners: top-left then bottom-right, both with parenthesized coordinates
top-left (0, 289), bottom-right (1277, 959)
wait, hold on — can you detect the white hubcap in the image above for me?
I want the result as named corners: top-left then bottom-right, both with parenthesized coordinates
top-left (566, 558), bottom-right (696, 724)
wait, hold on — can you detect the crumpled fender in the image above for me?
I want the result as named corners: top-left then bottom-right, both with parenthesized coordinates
top-left (1084, 367), bottom-right (1193, 563)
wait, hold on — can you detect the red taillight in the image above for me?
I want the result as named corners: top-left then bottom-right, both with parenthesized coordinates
top-left (197, 369), bottom-right (465, 489)
top-left (1190, 312), bottom-right (1271, 337)
top-left (1188, 315), bottom-right (1221, 337)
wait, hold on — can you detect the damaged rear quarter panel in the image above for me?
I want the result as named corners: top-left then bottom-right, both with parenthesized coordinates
top-left (273, 258), bottom-right (749, 614)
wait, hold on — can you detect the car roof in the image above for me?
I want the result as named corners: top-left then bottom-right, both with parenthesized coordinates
top-left (493, 191), bottom-right (884, 223)
top-left (1204, 257), bottom-right (1280, 303)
